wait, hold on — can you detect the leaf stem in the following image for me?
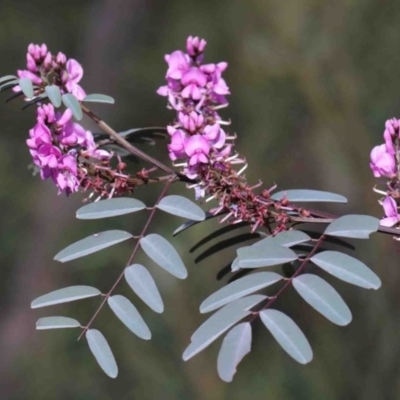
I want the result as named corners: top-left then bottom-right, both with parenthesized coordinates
top-left (249, 234), bottom-right (326, 322)
top-left (77, 177), bottom-right (174, 340)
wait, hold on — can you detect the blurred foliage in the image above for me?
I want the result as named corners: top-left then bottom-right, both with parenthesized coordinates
top-left (1, 0), bottom-right (400, 399)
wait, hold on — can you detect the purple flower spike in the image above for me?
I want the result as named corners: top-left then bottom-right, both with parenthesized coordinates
top-left (370, 144), bottom-right (396, 178)
top-left (381, 196), bottom-right (400, 227)
top-left (184, 134), bottom-right (210, 165)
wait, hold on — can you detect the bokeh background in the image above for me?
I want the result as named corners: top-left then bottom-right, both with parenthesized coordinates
top-left (0, 1), bottom-right (400, 399)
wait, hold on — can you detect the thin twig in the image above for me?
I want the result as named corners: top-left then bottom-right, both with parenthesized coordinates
top-left (82, 105), bottom-right (174, 174)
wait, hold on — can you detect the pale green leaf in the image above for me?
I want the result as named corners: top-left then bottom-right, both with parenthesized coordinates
top-left (31, 286), bottom-right (101, 309)
top-left (86, 329), bottom-right (118, 378)
top-left (200, 272), bottom-right (283, 313)
top-left (36, 316), bottom-right (80, 330)
top-left (157, 195), bottom-right (205, 221)
top-left (62, 93), bottom-right (83, 120)
top-left (108, 295), bottom-right (151, 340)
top-left (83, 93), bottom-right (115, 104)
top-left (54, 230), bottom-right (133, 263)
top-left (76, 198), bottom-right (146, 220)
top-left (19, 77), bottom-right (34, 98)
top-left (252, 230), bottom-right (311, 249)
top-left (185, 295), bottom-right (266, 361)
top-left (311, 251), bottom-right (381, 289)
top-left (45, 85), bottom-right (62, 107)
top-left (217, 323), bottom-right (252, 382)
top-left (124, 264), bottom-right (164, 313)
top-left (140, 234), bottom-right (187, 279)
top-left (0, 75), bottom-right (17, 84)
top-left (292, 274), bottom-right (352, 325)
top-left (271, 189), bottom-right (347, 203)
top-left (324, 215), bottom-right (379, 239)
top-left (260, 309), bottom-right (313, 364)
top-left (237, 243), bottom-right (298, 269)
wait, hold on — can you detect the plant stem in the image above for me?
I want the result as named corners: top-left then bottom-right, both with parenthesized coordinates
top-left (77, 178), bottom-right (174, 340)
top-left (82, 105), bottom-right (174, 174)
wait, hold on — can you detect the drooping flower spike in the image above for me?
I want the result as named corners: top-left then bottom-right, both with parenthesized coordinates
top-left (370, 117), bottom-right (400, 233)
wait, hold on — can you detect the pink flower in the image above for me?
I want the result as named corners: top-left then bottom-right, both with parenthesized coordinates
top-left (168, 130), bottom-right (187, 160)
top-left (380, 196), bottom-right (400, 227)
top-left (35, 144), bottom-right (62, 168)
top-left (83, 130), bottom-right (112, 160)
top-left (37, 104), bottom-right (56, 124)
top-left (186, 36), bottom-right (207, 57)
top-left (58, 121), bottom-right (87, 146)
top-left (26, 53), bottom-right (37, 72)
top-left (179, 111), bottom-right (204, 133)
top-left (26, 122), bottom-right (52, 150)
top-left (370, 144), bottom-right (396, 178)
top-left (64, 59), bottom-right (86, 100)
top-left (184, 135), bottom-right (210, 165)
top-left (203, 124), bottom-right (226, 148)
top-left (51, 154), bottom-right (79, 195)
top-left (181, 68), bottom-right (207, 100)
top-left (165, 51), bottom-right (190, 80)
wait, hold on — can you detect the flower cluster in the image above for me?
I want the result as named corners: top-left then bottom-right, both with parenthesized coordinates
top-left (157, 36), bottom-right (235, 180)
top-left (370, 118), bottom-right (400, 227)
top-left (158, 37), bottom-right (294, 234)
top-left (14, 43), bottom-right (117, 195)
top-left (15, 43), bottom-right (86, 100)
top-left (27, 103), bottom-right (111, 195)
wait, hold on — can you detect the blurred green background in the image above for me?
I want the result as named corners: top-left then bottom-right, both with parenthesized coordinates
top-left (1, 0), bottom-right (400, 399)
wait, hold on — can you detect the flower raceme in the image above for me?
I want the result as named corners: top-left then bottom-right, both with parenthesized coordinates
top-left (15, 43), bottom-right (86, 100)
top-left (157, 37), bottom-right (295, 234)
top-left (370, 118), bottom-right (400, 228)
top-left (157, 35), bottom-right (233, 179)
top-left (27, 103), bottom-right (110, 195)
top-left (15, 43), bottom-right (116, 195)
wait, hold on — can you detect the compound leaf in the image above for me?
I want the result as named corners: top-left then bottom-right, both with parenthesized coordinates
top-left (86, 329), bottom-right (118, 378)
top-left (217, 323), bottom-right (252, 382)
top-left (108, 295), bottom-right (151, 340)
top-left (292, 274), bottom-right (352, 325)
top-left (311, 251), bottom-right (381, 289)
top-left (157, 195), bottom-right (205, 221)
top-left (140, 234), bottom-right (187, 279)
top-left (200, 272), bottom-right (283, 313)
top-left (260, 309), bottom-right (313, 364)
top-left (124, 264), bottom-right (164, 313)
top-left (54, 230), bottom-right (133, 263)
top-left (76, 198), bottom-right (146, 220)
top-left (31, 286), bottom-right (101, 308)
